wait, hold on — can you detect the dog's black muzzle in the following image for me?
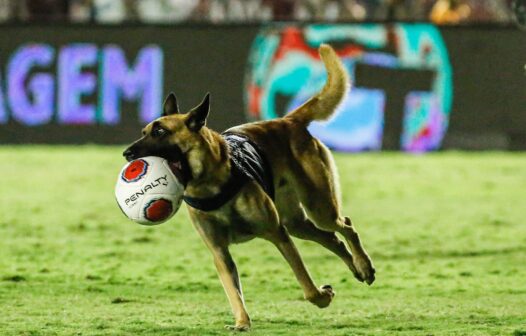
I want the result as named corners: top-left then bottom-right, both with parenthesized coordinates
top-left (123, 148), bottom-right (136, 162)
top-left (123, 141), bottom-right (182, 163)
top-left (123, 137), bottom-right (153, 162)
top-left (123, 142), bottom-right (145, 162)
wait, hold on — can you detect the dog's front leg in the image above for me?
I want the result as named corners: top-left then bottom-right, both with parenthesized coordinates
top-left (266, 225), bottom-right (335, 308)
top-left (189, 212), bottom-right (251, 331)
top-left (210, 244), bottom-right (251, 331)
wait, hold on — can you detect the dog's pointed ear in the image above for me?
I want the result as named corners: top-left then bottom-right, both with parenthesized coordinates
top-left (185, 93), bottom-right (210, 132)
top-left (163, 93), bottom-right (180, 116)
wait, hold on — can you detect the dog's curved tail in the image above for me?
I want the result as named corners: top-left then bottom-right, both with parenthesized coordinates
top-left (286, 44), bottom-right (350, 126)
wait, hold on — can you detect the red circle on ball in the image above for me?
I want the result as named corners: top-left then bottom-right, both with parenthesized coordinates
top-left (144, 198), bottom-right (173, 222)
top-left (122, 159), bottom-right (148, 183)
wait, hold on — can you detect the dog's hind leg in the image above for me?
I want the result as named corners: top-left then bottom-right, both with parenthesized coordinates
top-left (290, 138), bottom-right (376, 285)
top-left (265, 223), bottom-right (336, 308)
top-left (301, 197), bottom-right (375, 285)
top-left (286, 216), bottom-right (365, 282)
top-left (230, 183), bottom-right (334, 309)
top-left (276, 187), bottom-right (363, 281)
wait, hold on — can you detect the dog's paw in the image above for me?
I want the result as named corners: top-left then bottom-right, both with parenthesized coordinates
top-left (352, 254), bottom-right (376, 285)
top-left (306, 285), bottom-right (335, 308)
top-left (225, 323), bottom-right (250, 332)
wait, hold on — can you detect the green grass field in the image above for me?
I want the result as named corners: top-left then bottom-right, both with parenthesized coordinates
top-left (0, 147), bottom-right (524, 336)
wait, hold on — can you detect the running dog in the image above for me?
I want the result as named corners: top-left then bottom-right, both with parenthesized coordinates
top-left (123, 44), bottom-right (375, 331)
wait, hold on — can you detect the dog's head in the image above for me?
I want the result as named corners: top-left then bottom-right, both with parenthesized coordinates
top-left (123, 92), bottom-right (211, 183)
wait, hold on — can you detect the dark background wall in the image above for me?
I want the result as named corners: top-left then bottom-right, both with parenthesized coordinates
top-left (441, 26), bottom-right (526, 150)
top-left (0, 24), bottom-right (524, 150)
top-left (0, 24), bottom-right (258, 144)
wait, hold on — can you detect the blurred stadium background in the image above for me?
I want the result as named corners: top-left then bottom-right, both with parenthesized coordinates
top-left (0, 1), bottom-right (525, 335)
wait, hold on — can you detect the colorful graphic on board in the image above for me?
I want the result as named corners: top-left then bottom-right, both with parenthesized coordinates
top-left (245, 24), bottom-right (453, 152)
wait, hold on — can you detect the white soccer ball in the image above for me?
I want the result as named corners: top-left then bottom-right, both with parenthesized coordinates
top-left (115, 156), bottom-right (185, 225)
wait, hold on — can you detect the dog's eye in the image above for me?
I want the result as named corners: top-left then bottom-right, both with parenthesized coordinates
top-left (152, 127), bottom-right (167, 138)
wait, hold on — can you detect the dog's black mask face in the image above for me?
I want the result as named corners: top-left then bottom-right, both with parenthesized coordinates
top-left (123, 135), bottom-right (184, 163)
top-left (122, 92), bottom-right (210, 183)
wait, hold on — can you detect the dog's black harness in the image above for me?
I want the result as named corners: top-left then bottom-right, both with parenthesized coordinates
top-left (183, 132), bottom-right (274, 212)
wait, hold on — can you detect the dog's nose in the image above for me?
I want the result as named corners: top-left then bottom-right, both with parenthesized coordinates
top-left (123, 148), bottom-right (136, 161)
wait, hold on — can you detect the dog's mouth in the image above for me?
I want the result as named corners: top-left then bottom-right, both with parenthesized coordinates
top-left (122, 144), bottom-right (191, 186)
top-left (167, 160), bottom-right (189, 186)
top-left (124, 153), bottom-right (136, 162)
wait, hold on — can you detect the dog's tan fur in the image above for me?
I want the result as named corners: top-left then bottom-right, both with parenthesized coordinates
top-left (124, 44), bottom-right (375, 331)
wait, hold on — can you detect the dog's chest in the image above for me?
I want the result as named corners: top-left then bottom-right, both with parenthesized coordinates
top-left (209, 208), bottom-right (257, 244)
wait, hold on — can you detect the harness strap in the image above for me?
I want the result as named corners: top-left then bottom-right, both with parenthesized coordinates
top-left (183, 132), bottom-right (273, 212)
top-left (183, 162), bottom-right (248, 211)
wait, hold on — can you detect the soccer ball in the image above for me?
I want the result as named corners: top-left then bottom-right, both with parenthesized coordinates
top-left (115, 156), bottom-right (185, 225)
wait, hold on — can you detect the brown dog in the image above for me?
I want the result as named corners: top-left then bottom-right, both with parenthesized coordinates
top-left (123, 44), bottom-right (375, 331)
